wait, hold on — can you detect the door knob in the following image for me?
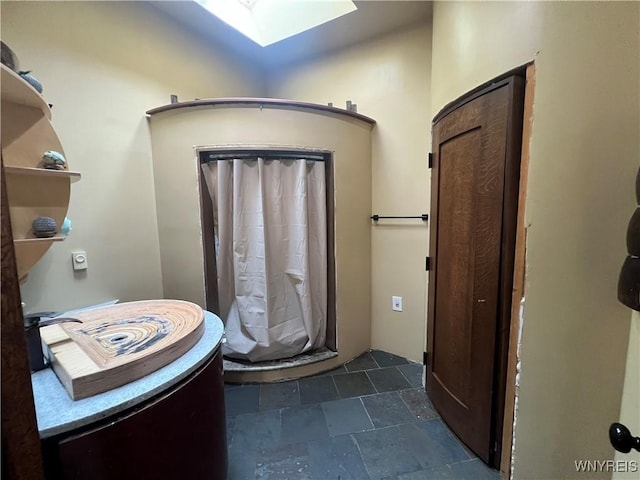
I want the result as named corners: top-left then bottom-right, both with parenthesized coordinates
top-left (609, 423), bottom-right (640, 453)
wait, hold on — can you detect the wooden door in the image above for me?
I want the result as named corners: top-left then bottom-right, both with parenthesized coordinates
top-left (426, 76), bottom-right (524, 467)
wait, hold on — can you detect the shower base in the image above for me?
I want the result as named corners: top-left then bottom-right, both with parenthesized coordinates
top-left (223, 347), bottom-right (339, 383)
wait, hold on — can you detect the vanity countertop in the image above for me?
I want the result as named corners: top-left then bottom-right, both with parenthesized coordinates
top-left (31, 311), bottom-right (224, 439)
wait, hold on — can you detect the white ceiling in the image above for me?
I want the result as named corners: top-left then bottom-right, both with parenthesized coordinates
top-left (149, 1), bottom-right (433, 68)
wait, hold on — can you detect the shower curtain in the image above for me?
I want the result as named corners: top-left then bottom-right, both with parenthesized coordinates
top-left (202, 157), bottom-right (327, 362)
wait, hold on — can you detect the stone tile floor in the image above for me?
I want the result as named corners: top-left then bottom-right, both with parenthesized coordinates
top-left (224, 350), bottom-right (501, 480)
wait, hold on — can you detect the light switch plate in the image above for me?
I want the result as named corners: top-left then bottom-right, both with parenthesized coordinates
top-left (72, 251), bottom-right (88, 271)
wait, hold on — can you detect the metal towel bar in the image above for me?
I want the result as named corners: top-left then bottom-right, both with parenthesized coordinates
top-left (370, 214), bottom-right (428, 222)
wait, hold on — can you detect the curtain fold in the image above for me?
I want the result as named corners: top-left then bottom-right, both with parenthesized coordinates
top-left (201, 157), bottom-right (327, 362)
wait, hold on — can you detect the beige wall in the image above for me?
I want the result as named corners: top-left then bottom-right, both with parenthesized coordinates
top-left (1, 1), bottom-right (263, 313)
top-left (613, 311), bottom-right (640, 480)
top-left (432, 1), bottom-right (639, 478)
top-left (148, 104), bottom-right (373, 374)
top-left (267, 23), bottom-right (432, 363)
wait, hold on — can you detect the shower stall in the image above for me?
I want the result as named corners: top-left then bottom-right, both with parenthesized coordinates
top-left (199, 150), bottom-right (333, 363)
top-left (146, 98), bottom-right (374, 382)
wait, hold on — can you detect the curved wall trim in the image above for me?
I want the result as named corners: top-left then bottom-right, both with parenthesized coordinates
top-left (146, 97), bottom-right (377, 125)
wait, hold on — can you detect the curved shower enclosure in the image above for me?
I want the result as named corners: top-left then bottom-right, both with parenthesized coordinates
top-left (147, 98), bottom-right (375, 382)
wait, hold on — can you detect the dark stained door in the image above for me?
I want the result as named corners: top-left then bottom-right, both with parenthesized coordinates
top-left (426, 76), bottom-right (524, 467)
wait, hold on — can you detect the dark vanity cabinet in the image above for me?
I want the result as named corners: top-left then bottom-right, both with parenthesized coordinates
top-left (41, 348), bottom-right (227, 480)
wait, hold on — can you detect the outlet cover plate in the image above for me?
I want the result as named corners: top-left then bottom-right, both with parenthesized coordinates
top-left (392, 296), bottom-right (403, 312)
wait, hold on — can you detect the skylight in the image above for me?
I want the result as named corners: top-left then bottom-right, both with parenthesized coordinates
top-left (196, 0), bottom-right (358, 47)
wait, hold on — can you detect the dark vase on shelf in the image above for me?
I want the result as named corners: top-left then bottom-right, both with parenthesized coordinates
top-left (1, 41), bottom-right (19, 72)
top-left (618, 166), bottom-right (640, 311)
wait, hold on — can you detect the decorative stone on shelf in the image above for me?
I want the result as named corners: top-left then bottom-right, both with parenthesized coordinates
top-left (60, 217), bottom-right (72, 236)
top-left (32, 216), bottom-right (57, 238)
top-left (42, 150), bottom-right (66, 170)
top-left (19, 70), bottom-right (43, 93)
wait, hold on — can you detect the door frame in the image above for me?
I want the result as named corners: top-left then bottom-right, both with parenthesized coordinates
top-left (427, 66), bottom-right (530, 471)
top-left (499, 63), bottom-right (536, 478)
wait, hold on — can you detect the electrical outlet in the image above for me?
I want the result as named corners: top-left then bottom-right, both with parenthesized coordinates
top-left (392, 296), bottom-right (403, 312)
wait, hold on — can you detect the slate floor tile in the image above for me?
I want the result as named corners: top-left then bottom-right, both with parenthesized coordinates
top-left (226, 351), bottom-right (481, 480)
top-left (394, 464), bottom-right (454, 479)
top-left (333, 371), bottom-right (376, 398)
top-left (400, 388), bottom-right (438, 421)
top-left (321, 397), bottom-right (374, 436)
top-left (228, 444), bottom-right (257, 480)
top-left (397, 363), bottom-right (423, 388)
top-left (362, 392), bottom-right (415, 428)
top-left (232, 409), bottom-right (282, 450)
top-left (226, 416), bottom-right (236, 447)
top-left (354, 426), bottom-right (422, 479)
top-left (225, 384), bottom-right (260, 417)
top-left (315, 365), bottom-right (347, 376)
top-left (447, 459), bottom-right (501, 479)
top-left (391, 459), bottom-right (499, 480)
top-left (281, 404), bottom-right (330, 445)
top-left (345, 352), bottom-right (380, 371)
top-left (228, 410), bottom-right (280, 480)
top-left (260, 381), bottom-right (300, 410)
top-left (436, 420), bottom-right (477, 458)
top-left (367, 367), bottom-right (411, 393)
top-left (370, 350), bottom-right (410, 368)
top-left (256, 442), bottom-right (312, 480)
top-left (308, 434), bottom-right (370, 480)
top-left (404, 420), bottom-right (470, 469)
top-left (299, 375), bottom-right (339, 405)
